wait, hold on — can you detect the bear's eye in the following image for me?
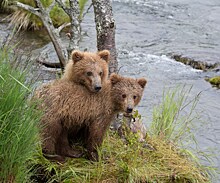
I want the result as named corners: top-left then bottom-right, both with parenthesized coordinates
top-left (122, 94), bottom-right (126, 98)
top-left (99, 71), bottom-right (103, 76)
top-left (87, 71), bottom-right (93, 76)
top-left (133, 95), bottom-right (137, 99)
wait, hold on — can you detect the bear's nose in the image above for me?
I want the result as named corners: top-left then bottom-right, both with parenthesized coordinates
top-left (94, 86), bottom-right (102, 92)
top-left (126, 107), bottom-right (133, 113)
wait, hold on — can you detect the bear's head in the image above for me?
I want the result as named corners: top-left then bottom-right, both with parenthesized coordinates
top-left (63, 50), bottom-right (110, 93)
top-left (110, 73), bottom-right (147, 114)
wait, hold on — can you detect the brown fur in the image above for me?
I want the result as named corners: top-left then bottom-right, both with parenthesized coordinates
top-left (62, 50), bottom-right (110, 93)
top-left (36, 71), bottom-right (147, 161)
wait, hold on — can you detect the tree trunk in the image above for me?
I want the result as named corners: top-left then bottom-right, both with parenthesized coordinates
top-left (92, 0), bottom-right (118, 74)
top-left (56, 0), bottom-right (81, 58)
top-left (68, 0), bottom-right (81, 57)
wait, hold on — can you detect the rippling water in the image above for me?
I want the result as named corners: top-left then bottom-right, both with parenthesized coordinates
top-left (110, 0), bottom-right (220, 181)
top-left (113, 0), bottom-right (220, 62)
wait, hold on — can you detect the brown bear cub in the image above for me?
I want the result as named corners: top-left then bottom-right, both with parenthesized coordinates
top-left (35, 50), bottom-right (110, 161)
top-left (35, 51), bottom-right (147, 162)
top-left (62, 49), bottom-right (110, 92)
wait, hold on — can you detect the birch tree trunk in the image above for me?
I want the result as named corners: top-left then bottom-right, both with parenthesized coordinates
top-left (92, 0), bottom-right (118, 74)
top-left (55, 0), bottom-right (81, 57)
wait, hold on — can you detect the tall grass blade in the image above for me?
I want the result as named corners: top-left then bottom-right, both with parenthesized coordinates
top-left (0, 47), bottom-right (41, 183)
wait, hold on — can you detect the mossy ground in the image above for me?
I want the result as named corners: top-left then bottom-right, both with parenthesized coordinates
top-left (32, 130), bottom-right (210, 183)
top-left (206, 76), bottom-right (220, 88)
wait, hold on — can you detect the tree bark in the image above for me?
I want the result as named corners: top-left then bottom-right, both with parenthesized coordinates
top-left (92, 0), bottom-right (118, 74)
top-left (67, 0), bottom-right (81, 56)
top-left (55, 0), bottom-right (81, 58)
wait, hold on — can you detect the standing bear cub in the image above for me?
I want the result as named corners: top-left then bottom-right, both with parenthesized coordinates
top-left (35, 51), bottom-right (147, 162)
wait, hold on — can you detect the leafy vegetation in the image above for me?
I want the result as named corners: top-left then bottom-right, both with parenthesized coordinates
top-left (9, 0), bottom-right (69, 30)
top-left (2, 0), bottom-right (88, 30)
top-left (0, 47), bottom-right (41, 182)
top-left (150, 86), bottom-right (198, 143)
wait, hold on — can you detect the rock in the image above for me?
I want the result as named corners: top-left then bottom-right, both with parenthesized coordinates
top-left (206, 76), bottom-right (220, 88)
top-left (171, 54), bottom-right (218, 71)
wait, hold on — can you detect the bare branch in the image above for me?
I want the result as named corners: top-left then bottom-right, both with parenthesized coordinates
top-left (57, 22), bottom-right (71, 33)
top-left (15, 0), bottom-right (67, 69)
top-left (36, 57), bottom-right (61, 68)
top-left (35, 0), bottom-right (45, 11)
top-left (47, 0), bottom-right (56, 12)
top-left (80, 2), bottom-right (93, 22)
top-left (15, 1), bottom-right (40, 17)
top-left (55, 0), bottom-right (70, 15)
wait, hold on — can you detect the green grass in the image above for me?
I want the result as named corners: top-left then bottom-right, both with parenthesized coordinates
top-left (150, 86), bottom-right (199, 143)
top-left (0, 47), bottom-right (41, 182)
top-left (31, 131), bottom-right (210, 182)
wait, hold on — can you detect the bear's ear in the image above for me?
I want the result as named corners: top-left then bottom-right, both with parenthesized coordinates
top-left (71, 50), bottom-right (84, 63)
top-left (110, 73), bottom-right (122, 85)
top-left (98, 50), bottom-right (110, 63)
top-left (137, 78), bottom-right (147, 89)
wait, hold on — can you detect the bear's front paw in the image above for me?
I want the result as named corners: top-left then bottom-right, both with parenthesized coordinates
top-left (65, 149), bottom-right (84, 158)
top-left (43, 154), bottom-right (66, 163)
top-left (88, 151), bottom-right (99, 162)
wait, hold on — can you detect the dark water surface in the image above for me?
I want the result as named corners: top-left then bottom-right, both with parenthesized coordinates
top-left (0, 0), bottom-right (220, 181)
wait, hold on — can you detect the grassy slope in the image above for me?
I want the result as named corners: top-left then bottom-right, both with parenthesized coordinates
top-left (32, 130), bottom-right (210, 183)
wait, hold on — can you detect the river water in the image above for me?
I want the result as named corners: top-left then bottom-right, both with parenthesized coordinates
top-left (111, 0), bottom-right (220, 181)
top-left (0, 0), bottom-right (220, 181)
